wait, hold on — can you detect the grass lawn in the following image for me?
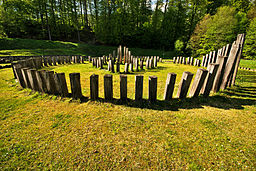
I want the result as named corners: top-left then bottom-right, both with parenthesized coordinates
top-left (0, 61), bottom-right (256, 170)
top-left (239, 59), bottom-right (256, 69)
top-left (0, 38), bottom-right (175, 58)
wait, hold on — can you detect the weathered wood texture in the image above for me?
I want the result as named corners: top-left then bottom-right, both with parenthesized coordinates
top-left (120, 75), bottom-right (127, 101)
top-left (135, 75), bottom-right (143, 101)
top-left (177, 72), bottom-right (194, 99)
top-left (104, 74), bottom-right (113, 100)
top-left (69, 73), bottom-right (82, 99)
top-left (148, 76), bottom-right (157, 102)
top-left (90, 74), bottom-right (99, 100)
top-left (21, 68), bottom-right (32, 88)
top-left (55, 73), bottom-right (68, 97)
top-left (13, 66), bottom-right (26, 88)
top-left (201, 64), bottom-right (219, 97)
top-left (27, 69), bottom-right (39, 91)
top-left (212, 56), bottom-right (228, 93)
top-left (220, 43), bottom-right (240, 90)
top-left (189, 68), bottom-right (208, 97)
top-left (163, 73), bottom-right (176, 100)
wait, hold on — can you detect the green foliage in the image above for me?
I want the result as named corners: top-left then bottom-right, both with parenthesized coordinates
top-left (190, 6), bottom-right (240, 56)
top-left (175, 39), bottom-right (184, 54)
top-left (230, 0), bottom-right (251, 12)
top-left (189, 14), bottom-right (212, 56)
top-left (243, 17), bottom-right (256, 59)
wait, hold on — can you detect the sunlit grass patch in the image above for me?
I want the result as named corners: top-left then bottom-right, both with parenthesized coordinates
top-left (0, 61), bottom-right (255, 170)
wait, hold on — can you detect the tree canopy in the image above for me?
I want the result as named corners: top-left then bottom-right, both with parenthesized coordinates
top-left (0, 0), bottom-right (255, 59)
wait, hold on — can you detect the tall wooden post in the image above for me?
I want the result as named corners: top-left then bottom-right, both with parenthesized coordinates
top-left (220, 43), bottom-right (240, 90)
top-left (90, 74), bottom-right (99, 100)
top-left (27, 69), bottom-right (40, 91)
top-left (201, 64), bottom-right (219, 97)
top-left (148, 76), bottom-right (157, 102)
top-left (104, 74), bottom-right (113, 101)
top-left (212, 56), bottom-right (228, 93)
top-left (163, 73), bottom-right (176, 100)
top-left (177, 72), bottom-right (194, 99)
top-left (120, 75), bottom-right (127, 101)
top-left (21, 68), bottom-right (32, 88)
top-left (69, 73), bottom-right (82, 99)
top-left (135, 75), bottom-right (143, 101)
top-left (55, 73), bottom-right (68, 97)
top-left (189, 69), bottom-right (208, 97)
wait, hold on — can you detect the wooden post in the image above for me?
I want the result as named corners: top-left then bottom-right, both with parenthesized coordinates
top-left (220, 43), bottom-right (240, 90)
top-left (54, 73), bottom-right (68, 97)
top-left (134, 58), bottom-right (138, 71)
top-left (190, 57), bottom-right (194, 65)
top-left (197, 60), bottom-right (201, 67)
top-left (27, 69), bottom-right (40, 91)
top-left (182, 57), bottom-right (185, 64)
top-left (189, 69), bottom-right (208, 97)
top-left (69, 73), bottom-right (82, 99)
top-left (135, 75), bottom-right (143, 101)
top-left (148, 76), bottom-right (157, 102)
top-left (186, 57), bottom-right (190, 65)
top-left (48, 57), bottom-right (53, 66)
top-left (173, 57), bottom-right (176, 64)
top-left (154, 56), bottom-right (157, 68)
top-left (129, 63), bottom-right (133, 72)
top-left (204, 54), bottom-right (209, 67)
top-left (212, 51), bottom-right (217, 63)
top-left (224, 44), bottom-right (231, 57)
top-left (212, 56), bottom-right (228, 93)
top-left (120, 75), bottom-right (127, 101)
top-left (21, 68), bottom-right (32, 88)
top-left (200, 64), bottom-right (219, 97)
top-left (150, 58), bottom-right (154, 68)
top-left (43, 57), bottom-right (48, 67)
top-left (177, 72), bottom-right (194, 99)
top-left (45, 71), bottom-right (58, 95)
top-left (116, 62), bottom-right (120, 73)
top-left (35, 70), bottom-right (47, 93)
top-left (202, 56), bottom-right (205, 67)
top-left (146, 58), bottom-right (149, 69)
top-left (208, 52), bottom-right (213, 65)
top-left (232, 34), bottom-right (245, 86)
top-left (52, 57), bottom-right (56, 66)
top-left (163, 73), bottom-right (176, 100)
top-left (54, 73), bottom-right (62, 95)
top-left (13, 66), bottom-right (26, 88)
top-left (124, 63), bottom-right (129, 73)
top-left (104, 74), bottom-right (113, 101)
top-left (90, 74), bottom-right (99, 100)
top-left (140, 59), bottom-right (144, 70)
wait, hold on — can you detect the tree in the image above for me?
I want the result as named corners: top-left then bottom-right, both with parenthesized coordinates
top-left (243, 17), bottom-right (256, 59)
top-left (189, 14), bottom-right (212, 56)
top-left (195, 6), bottom-right (238, 55)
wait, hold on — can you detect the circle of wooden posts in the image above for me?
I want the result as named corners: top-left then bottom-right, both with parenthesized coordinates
top-left (12, 35), bottom-right (243, 103)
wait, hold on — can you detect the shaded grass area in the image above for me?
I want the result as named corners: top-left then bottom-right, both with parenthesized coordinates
top-left (0, 38), bottom-right (175, 58)
top-left (0, 62), bottom-right (256, 170)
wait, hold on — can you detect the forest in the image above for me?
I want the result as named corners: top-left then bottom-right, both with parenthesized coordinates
top-left (0, 0), bottom-right (256, 59)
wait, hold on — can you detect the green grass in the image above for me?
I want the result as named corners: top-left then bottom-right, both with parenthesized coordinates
top-left (0, 38), bottom-right (175, 58)
top-left (0, 61), bottom-right (256, 170)
top-left (239, 59), bottom-right (256, 69)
